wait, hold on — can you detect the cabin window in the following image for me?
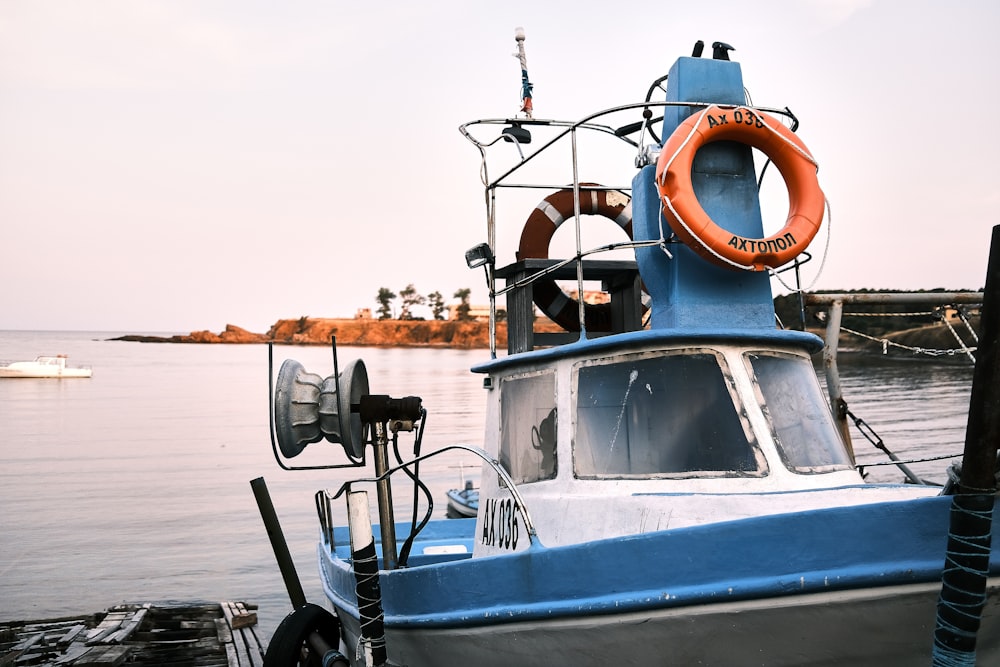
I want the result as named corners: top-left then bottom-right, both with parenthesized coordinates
top-left (746, 352), bottom-right (853, 473)
top-left (573, 351), bottom-right (760, 478)
top-left (498, 371), bottom-right (557, 484)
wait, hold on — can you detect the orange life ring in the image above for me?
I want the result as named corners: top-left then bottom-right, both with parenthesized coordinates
top-left (655, 104), bottom-right (825, 271)
top-left (517, 186), bottom-right (632, 331)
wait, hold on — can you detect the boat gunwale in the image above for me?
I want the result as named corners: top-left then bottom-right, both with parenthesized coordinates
top-left (319, 495), bottom-right (1000, 628)
top-left (471, 327), bottom-right (824, 373)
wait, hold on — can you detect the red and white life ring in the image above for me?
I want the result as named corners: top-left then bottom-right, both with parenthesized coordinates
top-left (517, 186), bottom-right (632, 331)
top-left (655, 104), bottom-right (825, 271)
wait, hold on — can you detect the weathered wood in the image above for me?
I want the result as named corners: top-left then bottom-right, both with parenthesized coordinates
top-left (220, 602), bottom-right (264, 667)
top-left (11, 633), bottom-right (43, 652)
top-left (213, 618), bottom-right (233, 645)
top-left (57, 626), bottom-right (86, 647)
top-left (222, 641), bottom-right (239, 667)
top-left (104, 606), bottom-right (147, 645)
top-left (53, 644), bottom-right (93, 665)
top-left (1, 602), bottom-right (262, 667)
top-left (73, 645), bottom-right (130, 667)
top-left (84, 612), bottom-right (129, 646)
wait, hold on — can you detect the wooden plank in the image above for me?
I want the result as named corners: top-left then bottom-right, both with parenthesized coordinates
top-left (4, 602), bottom-right (262, 667)
top-left (222, 640), bottom-right (239, 667)
top-left (214, 618), bottom-right (232, 644)
top-left (222, 601), bottom-right (247, 667)
top-left (105, 605), bottom-right (148, 644)
top-left (84, 611), bottom-right (130, 645)
top-left (10, 633), bottom-right (42, 652)
top-left (58, 624), bottom-right (87, 646)
top-left (221, 602), bottom-right (264, 667)
top-left (74, 645), bottom-right (131, 666)
top-left (222, 601), bottom-right (257, 628)
top-left (233, 602), bottom-right (263, 664)
top-left (53, 643), bottom-right (91, 665)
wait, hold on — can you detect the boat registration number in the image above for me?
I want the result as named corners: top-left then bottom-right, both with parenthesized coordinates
top-left (481, 497), bottom-right (519, 550)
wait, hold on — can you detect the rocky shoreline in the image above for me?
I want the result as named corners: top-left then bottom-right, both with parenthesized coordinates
top-left (109, 315), bottom-right (979, 354)
top-left (110, 318), bottom-right (507, 349)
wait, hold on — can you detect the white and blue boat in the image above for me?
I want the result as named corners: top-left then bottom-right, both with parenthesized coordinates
top-left (445, 480), bottom-right (479, 519)
top-left (263, 35), bottom-right (1000, 667)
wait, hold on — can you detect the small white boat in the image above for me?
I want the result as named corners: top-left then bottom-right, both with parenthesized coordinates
top-left (0, 355), bottom-right (93, 378)
top-left (445, 480), bottom-right (479, 519)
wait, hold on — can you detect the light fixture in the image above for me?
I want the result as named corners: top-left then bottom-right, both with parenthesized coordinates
top-left (465, 243), bottom-right (495, 269)
top-left (501, 123), bottom-right (531, 144)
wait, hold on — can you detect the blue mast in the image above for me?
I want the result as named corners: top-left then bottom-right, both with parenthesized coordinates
top-left (632, 53), bottom-right (776, 330)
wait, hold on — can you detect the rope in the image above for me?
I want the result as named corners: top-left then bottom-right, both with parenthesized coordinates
top-left (938, 311), bottom-right (977, 363)
top-left (769, 195), bottom-right (831, 293)
top-left (932, 493), bottom-right (995, 666)
top-left (838, 325), bottom-right (978, 358)
top-left (958, 307), bottom-right (980, 344)
top-left (351, 542), bottom-right (387, 663)
top-left (857, 452), bottom-right (963, 468)
top-left (821, 303), bottom-right (981, 359)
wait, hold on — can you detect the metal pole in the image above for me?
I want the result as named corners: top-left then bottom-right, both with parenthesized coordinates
top-left (804, 292), bottom-right (983, 306)
top-left (932, 225), bottom-right (1000, 665)
top-left (371, 422), bottom-right (398, 571)
top-left (822, 299), bottom-right (854, 460)
top-left (514, 27), bottom-right (532, 118)
top-left (250, 476), bottom-right (307, 609)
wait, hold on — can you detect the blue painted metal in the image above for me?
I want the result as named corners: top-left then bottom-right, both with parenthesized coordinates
top-left (471, 326), bottom-right (822, 373)
top-left (632, 56), bottom-right (775, 330)
top-left (320, 496), bottom-right (1000, 627)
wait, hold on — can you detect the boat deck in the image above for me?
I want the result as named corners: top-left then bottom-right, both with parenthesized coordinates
top-left (0, 601), bottom-right (263, 667)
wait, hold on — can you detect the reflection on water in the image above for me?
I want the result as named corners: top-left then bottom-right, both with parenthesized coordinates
top-left (0, 331), bottom-right (974, 640)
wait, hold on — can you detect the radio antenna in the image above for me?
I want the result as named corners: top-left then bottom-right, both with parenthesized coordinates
top-left (514, 27), bottom-right (533, 118)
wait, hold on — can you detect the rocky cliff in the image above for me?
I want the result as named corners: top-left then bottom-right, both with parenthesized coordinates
top-left (112, 319), bottom-right (508, 349)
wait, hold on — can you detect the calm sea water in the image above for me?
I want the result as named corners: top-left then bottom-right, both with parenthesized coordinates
top-left (0, 330), bottom-right (975, 641)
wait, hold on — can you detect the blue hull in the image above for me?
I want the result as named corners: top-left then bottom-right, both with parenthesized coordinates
top-left (320, 495), bottom-right (1000, 665)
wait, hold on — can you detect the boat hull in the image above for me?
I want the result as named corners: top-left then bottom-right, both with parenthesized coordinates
top-left (0, 356), bottom-right (92, 378)
top-left (320, 496), bottom-right (1000, 666)
top-left (445, 487), bottom-right (478, 518)
top-left (0, 368), bottom-right (92, 378)
top-left (330, 580), bottom-right (1000, 666)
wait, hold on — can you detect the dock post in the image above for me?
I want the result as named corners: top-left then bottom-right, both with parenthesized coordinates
top-left (932, 225), bottom-right (1000, 665)
top-left (822, 298), bottom-right (854, 460)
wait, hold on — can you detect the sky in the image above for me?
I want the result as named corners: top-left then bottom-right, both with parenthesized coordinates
top-left (1, 0), bottom-right (997, 333)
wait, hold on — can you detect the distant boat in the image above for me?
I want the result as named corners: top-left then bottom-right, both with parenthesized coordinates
top-left (0, 355), bottom-right (92, 378)
top-left (445, 480), bottom-right (478, 518)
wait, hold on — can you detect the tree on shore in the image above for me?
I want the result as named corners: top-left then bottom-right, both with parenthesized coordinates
top-left (376, 287), bottom-right (396, 320)
top-left (453, 287), bottom-right (472, 321)
top-left (399, 283), bottom-right (425, 320)
top-left (427, 291), bottom-right (445, 320)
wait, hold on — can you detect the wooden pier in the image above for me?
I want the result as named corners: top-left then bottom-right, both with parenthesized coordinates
top-left (0, 601), bottom-right (264, 667)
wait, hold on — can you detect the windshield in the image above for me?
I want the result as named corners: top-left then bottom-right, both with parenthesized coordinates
top-left (574, 350), bottom-right (761, 478)
top-left (746, 352), bottom-right (853, 473)
top-left (499, 371), bottom-right (558, 484)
